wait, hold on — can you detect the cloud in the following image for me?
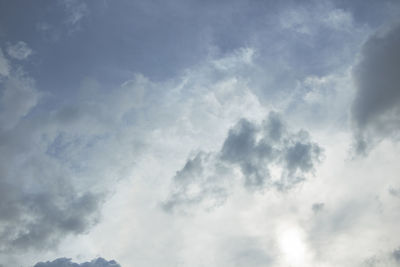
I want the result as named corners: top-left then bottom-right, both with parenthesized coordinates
top-left (33, 257), bottom-right (121, 267)
top-left (361, 246), bottom-right (400, 267)
top-left (389, 187), bottom-right (400, 198)
top-left (61, 0), bottom-right (89, 26)
top-left (162, 152), bottom-right (231, 213)
top-left (220, 112), bottom-right (323, 190)
top-left (0, 56), bottom-right (102, 252)
top-left (393, 248), bottom-right (400, 263)
top-left (0, 72), bottom-right (40, 130)
top-left (6, 41), bottom-right (33, 60)
top-left (163, 112), bottom-right (323, 212)
top-left (312, 202), bottom-right (325, 213)
top-left (351, 23), bottom-right (400, 153)
top-left (0, 48), bottom-right (10, 77)
top-left (0, 60), bottom-right (148, 252)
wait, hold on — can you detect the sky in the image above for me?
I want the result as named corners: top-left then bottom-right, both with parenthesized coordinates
top-left (1, 0), bottom-right (400, 266)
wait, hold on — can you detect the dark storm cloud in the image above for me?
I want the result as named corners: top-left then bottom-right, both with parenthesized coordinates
top-left (351, 23), bottom-right (400, 153)
top-left (164, 112), bottom-right (323, 212)
top-left (33, 257), bottom-right (121, 267)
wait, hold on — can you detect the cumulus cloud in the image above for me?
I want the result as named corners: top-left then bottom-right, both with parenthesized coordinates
top-left (33, 257), bottom-right (121, 267)
top-left (351, 23), bottom-right (400, 153)
top-left (6, 41), bottom-right (32, 60)
top-left (163, 112), bottom-right (323, 212)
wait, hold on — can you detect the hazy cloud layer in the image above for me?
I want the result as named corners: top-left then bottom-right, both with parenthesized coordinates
top-left (33, 257), bottom-right (120, 267)
top-left (164, 112), bottom-right (323, 212)
top-left (352, 23), bottom-right (400, 153)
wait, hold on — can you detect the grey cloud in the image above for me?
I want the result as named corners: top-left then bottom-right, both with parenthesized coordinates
top-left (351, 23), bottom-right (400, 153)
top-left (0, 60), bottom-right (147, 252)
top-left (361, 246), bottom-right (400, 267)
top-left (219, 237), bottom-right (273, 267)
top-left (393, 248), bottom-right (400, 262)
top-left (221, 112), bottom-right (322, 190)
top-left (162, 152), bottom-right (230, 213)
top-left (164, 112), bottom-right (323, 212)
top-left (389, 187), bottom-right (400, 198)
top-left (0, 48), bottom-right (9, 77)
top-left (6, 41), bottom-right (32, 60)
top-left (312, 202), bottom-right (325, 213)
top-left (0, 153), bottom-right (103, 252)
top-left (33, 257), bottom-right (120, 267)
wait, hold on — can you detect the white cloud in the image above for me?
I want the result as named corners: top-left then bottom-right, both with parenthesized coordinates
top-left (7, 41), bottom-right (33, 60)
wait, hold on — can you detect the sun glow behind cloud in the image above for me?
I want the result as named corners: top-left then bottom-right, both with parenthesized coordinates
top-left (278, 224), bottom-right (310, 266)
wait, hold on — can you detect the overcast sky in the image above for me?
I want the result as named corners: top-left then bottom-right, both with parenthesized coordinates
top-left (1, 0), bottom-right (400, 266)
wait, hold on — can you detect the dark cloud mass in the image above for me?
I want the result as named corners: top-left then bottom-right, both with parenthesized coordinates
top-left (164, 112), bottom-right (323, 212)
top-left (352, 23), bottom-right (400, 153)
top-left (33, 257), bottom-right (121, 267)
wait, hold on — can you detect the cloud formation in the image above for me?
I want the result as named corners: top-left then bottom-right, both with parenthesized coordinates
top-left (352, 23), bottom-right (400, 153)
top-left (0, 49), bottom-right (147, 253)
top-left (6, 41), bottom-right (32, 60)
top-left (164, 112), bottom-right (323, 212)
top-left (0, 50), bottom-right (103, 252)
top-left (33, 257), bottom-right (121, 267)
